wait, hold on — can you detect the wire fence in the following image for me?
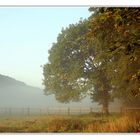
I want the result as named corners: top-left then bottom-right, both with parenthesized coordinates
top-left (0, 106), bottom-right (126, 117)
top-left (122, 107), bottom-right (140, 115)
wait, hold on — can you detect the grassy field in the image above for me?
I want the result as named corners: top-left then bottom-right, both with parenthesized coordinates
top-left (0, 113), bottom-right (139, 133)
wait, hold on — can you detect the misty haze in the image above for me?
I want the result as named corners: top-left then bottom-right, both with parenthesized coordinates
top-left (0, 74), bottom-right (94, 108)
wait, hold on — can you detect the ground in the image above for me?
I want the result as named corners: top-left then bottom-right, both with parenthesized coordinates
top-left (0, 113), bottom-right (139, 133)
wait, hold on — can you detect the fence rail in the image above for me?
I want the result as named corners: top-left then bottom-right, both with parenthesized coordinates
top-left (122, 107), bottom-right (140, 115)
top-left (0, 106), bottom-right (126, 117)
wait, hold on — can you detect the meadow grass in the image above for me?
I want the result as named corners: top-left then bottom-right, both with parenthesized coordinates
top-left (0, 113), bottom-right (139, 133)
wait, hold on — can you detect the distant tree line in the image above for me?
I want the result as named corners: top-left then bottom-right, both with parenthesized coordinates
top-left (43, 8), bottom-right (140, 114)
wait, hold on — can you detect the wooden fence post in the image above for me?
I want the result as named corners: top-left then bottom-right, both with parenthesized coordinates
top-left (4, 108), bottom-right (6, 116)
top-left (79, 108), bottom-right (81, 115)
top-left (9, 108), bottom-right (12, 116)
top-left (27, 107), bottom-right (30, 116)
top-left (40, 109), bottom-right (42, 116)
top-left (22, 108), bottom-right (24, 116)
top-left (120, 107), bottom-right (123, 115)
top-left (68, 107), bottom-right (70, 115)
top-left (90, 107), bottom-right (93, 113)
top-left (59, 108), bottom-right (61, 114)
top-left (47, 108), bottom-right (49, 115)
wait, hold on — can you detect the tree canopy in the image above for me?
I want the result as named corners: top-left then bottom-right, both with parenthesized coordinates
top-left (43, 20), bottom-right (90, 103)
top-left (88, 8), bottom-right (140, 106)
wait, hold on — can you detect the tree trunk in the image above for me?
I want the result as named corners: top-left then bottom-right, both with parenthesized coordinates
top-left (102, 96), bottom-right (109, 115)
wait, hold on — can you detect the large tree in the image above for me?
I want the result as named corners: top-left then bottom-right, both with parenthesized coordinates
top-left (88, 7), bottom-right (140, 107)
top-left (43, 19), bottom-right (113, 114)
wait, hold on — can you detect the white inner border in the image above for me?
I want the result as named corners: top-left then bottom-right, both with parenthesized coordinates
top-left (0, 0), bottom-right (139, 6)
top-left (0, 0), bottom-right (140, 140)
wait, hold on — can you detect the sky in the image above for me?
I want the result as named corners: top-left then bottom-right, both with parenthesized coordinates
top-left (0, 7), bottom-right (91, 88)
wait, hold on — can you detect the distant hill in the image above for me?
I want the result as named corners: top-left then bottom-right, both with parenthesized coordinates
top-left (0, 74), bottom-right (26, 87)
top-left (0, 74), bottom-right (94, 108)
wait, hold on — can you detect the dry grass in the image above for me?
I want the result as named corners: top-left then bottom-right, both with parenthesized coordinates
top-left (0, 113), bottom-right (139, 133)
top-left (84, 116), bottom-right (140, 132)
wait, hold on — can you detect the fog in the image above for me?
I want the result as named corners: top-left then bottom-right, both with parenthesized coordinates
top-left (0, 84), bottom-right (96, 108)
top-left (0, 74), bottom-right (121, 110)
